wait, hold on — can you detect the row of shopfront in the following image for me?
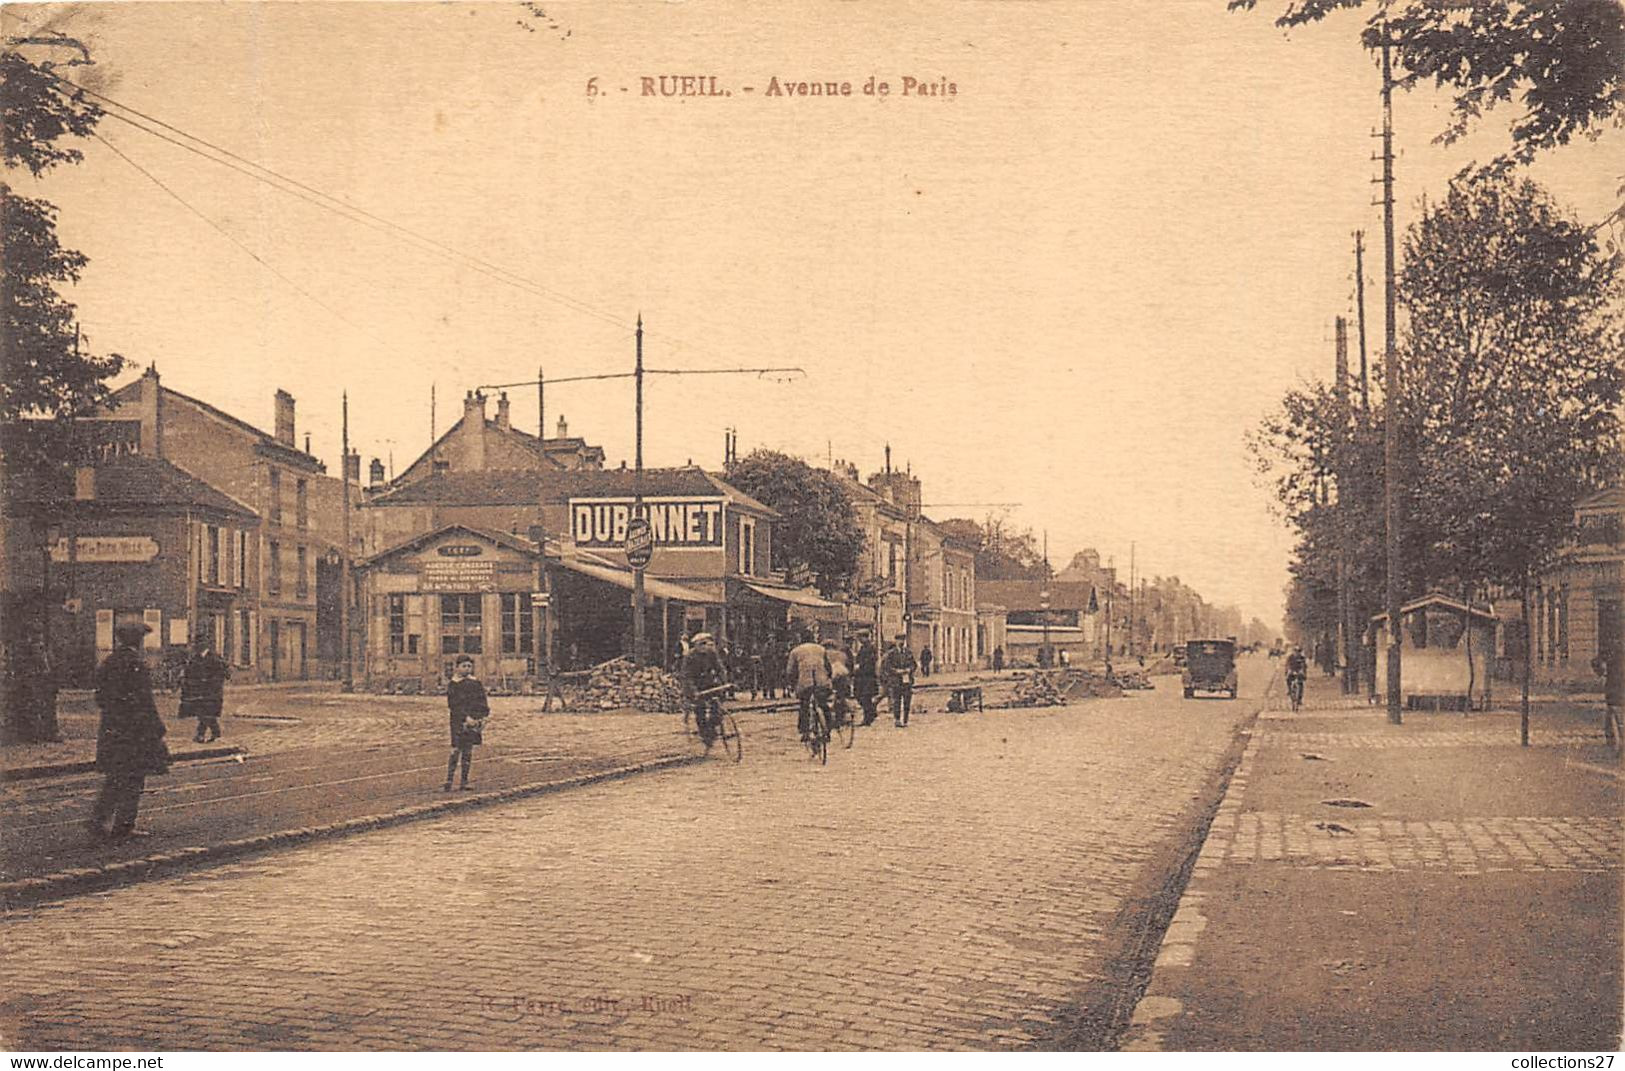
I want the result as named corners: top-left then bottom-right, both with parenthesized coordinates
top-left (353, 469), bottom-right (862, 689)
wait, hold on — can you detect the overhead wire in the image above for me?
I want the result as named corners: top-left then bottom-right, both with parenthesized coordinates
top-left (92, 129), bottom-right (400, 355)
top-left (48, 70), bottom-right (749, 361)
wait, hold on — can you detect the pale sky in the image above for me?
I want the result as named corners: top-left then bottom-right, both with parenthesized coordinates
top-left (6, 1), bottom-right (1619, 629)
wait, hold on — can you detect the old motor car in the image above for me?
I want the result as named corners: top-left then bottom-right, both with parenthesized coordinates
top-left (1183, 638), bottom-right (1237, 699)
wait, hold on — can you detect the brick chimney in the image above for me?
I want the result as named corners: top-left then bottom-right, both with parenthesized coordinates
top-left (555, 414), bottom-right (569, 440)
top-left (460, 390), bottom-right (487, 470)
top-left (368, 458), bottom-right (385, 487)
top-left (274, 390), bottom-right (296, 447)
top-left (344, 449), bottom-right (361, 482)
top-left (495, 392), bottom-right (511, 431)
top-left (138, 365), bottom-right (163, 458)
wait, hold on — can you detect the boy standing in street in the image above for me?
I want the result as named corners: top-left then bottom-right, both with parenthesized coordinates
top-left (445, 656), bottom-right (489, 791)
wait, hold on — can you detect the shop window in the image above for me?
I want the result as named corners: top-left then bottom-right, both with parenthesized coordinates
top-left (501, 592), bottom-right (535, 660)
top-left (296, 546), bottom-right (309, 598)
top-left (296, 479), bottom-right (308, 530)
top-left (389, 594), bottom-right (407, 655)
top-left (441, 594), bottom-right (483, 654)
top-left (268, 541), bottom-right (281, 595)
top-left (1559, 585), bottom-right (1570, 663)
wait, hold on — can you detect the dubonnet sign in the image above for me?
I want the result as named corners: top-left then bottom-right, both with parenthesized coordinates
top-left (569, 497), bottom-right (725, 550)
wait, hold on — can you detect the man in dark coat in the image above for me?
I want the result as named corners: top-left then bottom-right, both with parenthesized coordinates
top-left (179, 638), bottom-right (230, 743)
top-left (852, 636), bottom-right (880, 726)
top-left (89, 622), bottom-right (169, 840)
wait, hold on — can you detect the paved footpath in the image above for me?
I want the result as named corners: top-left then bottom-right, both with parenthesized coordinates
top-left (0, 669), bottom-right (1259, 1051)
top-left (1122, 677), bottom-right (1622, 1051)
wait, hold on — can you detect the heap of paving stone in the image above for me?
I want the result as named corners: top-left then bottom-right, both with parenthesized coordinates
top-left (1006, 669), bottom-right (1124, 705)
top-left (1110, 669), bottom-right (1156, 691)
top-left (565, 657), bottom-right (688, 713)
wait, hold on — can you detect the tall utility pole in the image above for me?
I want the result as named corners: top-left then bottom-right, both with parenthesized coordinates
top-left (537, 365), bottom-right (545, 447)
top-left (1128, 541), bottom-right (1137, 659)
top-left (1354, 231), bottom-right (1370, 411)
top-left (1377, 26), bottom-right (1403, 725)
top-left (1334, 316), bottom-right (1354, 695)
top-left (632, 316), bottom-right (646, 667)
top-left (340, 391), bottom-right (353, 692)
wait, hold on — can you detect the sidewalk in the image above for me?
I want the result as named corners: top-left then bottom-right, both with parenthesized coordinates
top-left (1121, 675), bottom-right (1622, 1051)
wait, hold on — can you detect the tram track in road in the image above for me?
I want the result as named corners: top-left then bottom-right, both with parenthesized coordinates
top-left (1, 732), bottom-right (691, 887)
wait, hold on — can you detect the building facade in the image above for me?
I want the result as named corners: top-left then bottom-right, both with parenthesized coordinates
top-left (74, 367), bottom-right (357, 680)
top-left (1531, 486), bottom-right (1623, 688)
top-left (4, 455), bottom-right (259, 684)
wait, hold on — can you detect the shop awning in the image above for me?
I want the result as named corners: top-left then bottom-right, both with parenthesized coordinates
top-left (553, 556), bottom-right (722, 605)
top-left (741, 582), bottom-right (842, 609)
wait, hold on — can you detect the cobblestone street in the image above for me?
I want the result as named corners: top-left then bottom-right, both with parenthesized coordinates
top-left (0, 671), bottom-right (1259, 1051)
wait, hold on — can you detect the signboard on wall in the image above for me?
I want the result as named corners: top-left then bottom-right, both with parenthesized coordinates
top-left (421, 558), bottom-right (497, 592)
top-left (49, 536), bottom-right (159, 563)
top-left (569, 497), bottom-right (725, 550)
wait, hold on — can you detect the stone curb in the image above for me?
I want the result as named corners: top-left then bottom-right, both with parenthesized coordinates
top-left (1115, 673), bottom-right (1276, 1053)
top-left (3, 746), bottom-right (249, 784)
top-left (0, 752), bottom-right (702, 912)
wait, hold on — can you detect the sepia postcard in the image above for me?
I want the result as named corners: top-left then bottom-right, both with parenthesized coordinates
top-left (1, 0), bottom-right (1620, 1057)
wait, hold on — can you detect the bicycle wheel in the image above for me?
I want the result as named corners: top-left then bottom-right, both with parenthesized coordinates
top-left (834, 704), bottom-right (855, 750)
top-left (809, 707), bottom-right (829, 766)
top-left (719, 713), bottom-right (743, 763)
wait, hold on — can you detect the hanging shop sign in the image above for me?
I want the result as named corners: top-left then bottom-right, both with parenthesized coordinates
top-left (569, 497), bottom-right (725, 550)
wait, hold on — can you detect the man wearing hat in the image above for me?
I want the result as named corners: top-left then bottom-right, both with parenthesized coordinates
top-left (88, 621), bottom-right (170, 839)
top-left (683, 632), bottom-right (728, 746)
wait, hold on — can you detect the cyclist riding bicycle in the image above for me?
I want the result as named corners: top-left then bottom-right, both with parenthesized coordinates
top-left (1285, 645), bottom-right (1308, 706)
top-left (785, 628), bottom-right (834, 744)
top-left (684, 632), bottom-right (729, 747)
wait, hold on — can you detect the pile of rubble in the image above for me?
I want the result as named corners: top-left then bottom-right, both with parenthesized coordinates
top-left (1005, 668), bottom-right (1124, 707)
top-left (1110, 669), bottom-right (1156, 691)
top-left (557, 657), bottom-right (688, 713)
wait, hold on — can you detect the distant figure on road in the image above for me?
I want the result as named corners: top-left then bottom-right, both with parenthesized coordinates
top-left (882, 636), bottom-right (917, 728)
top-left (853, 636), bottom-right (880, 726)
top-left (992, 646), bottom-right (1005, 673)
top-left (1059, 649), bottom-right (1071, 669)
top-left (89, 622), bottom-right (169, 840)
top-left (919, 645), bottom-right (934, 678)
top-left (445, 655), bottom-right (489, 791)
top-left (180, 638), bottom-right (229, 743)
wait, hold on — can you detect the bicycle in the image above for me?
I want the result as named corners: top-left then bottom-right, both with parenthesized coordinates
top-left (685, 683), bottom-right (743, 763)
top-left (830, 684), bottom-right (857, 750)
top-left (1287, 673), bottom-right (1306, 713)
top-left (799, 687), bottom-right (834, 766)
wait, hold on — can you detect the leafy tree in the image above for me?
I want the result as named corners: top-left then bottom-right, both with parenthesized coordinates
top-left (1400, 174), bottom-right (1622, 589)
top-left (1396, 174), bottom-right (1622, 732)
top-left (1229, 0), bottom-right (1625, 172)
top-left (2, 34), bottom-right (121, 744)
top-left (2, 34), bottom-right (123, 456)
top-left (724, 450), bottom-right (864, 597)
top-left (937, 515), bottom-right (1049, 581)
